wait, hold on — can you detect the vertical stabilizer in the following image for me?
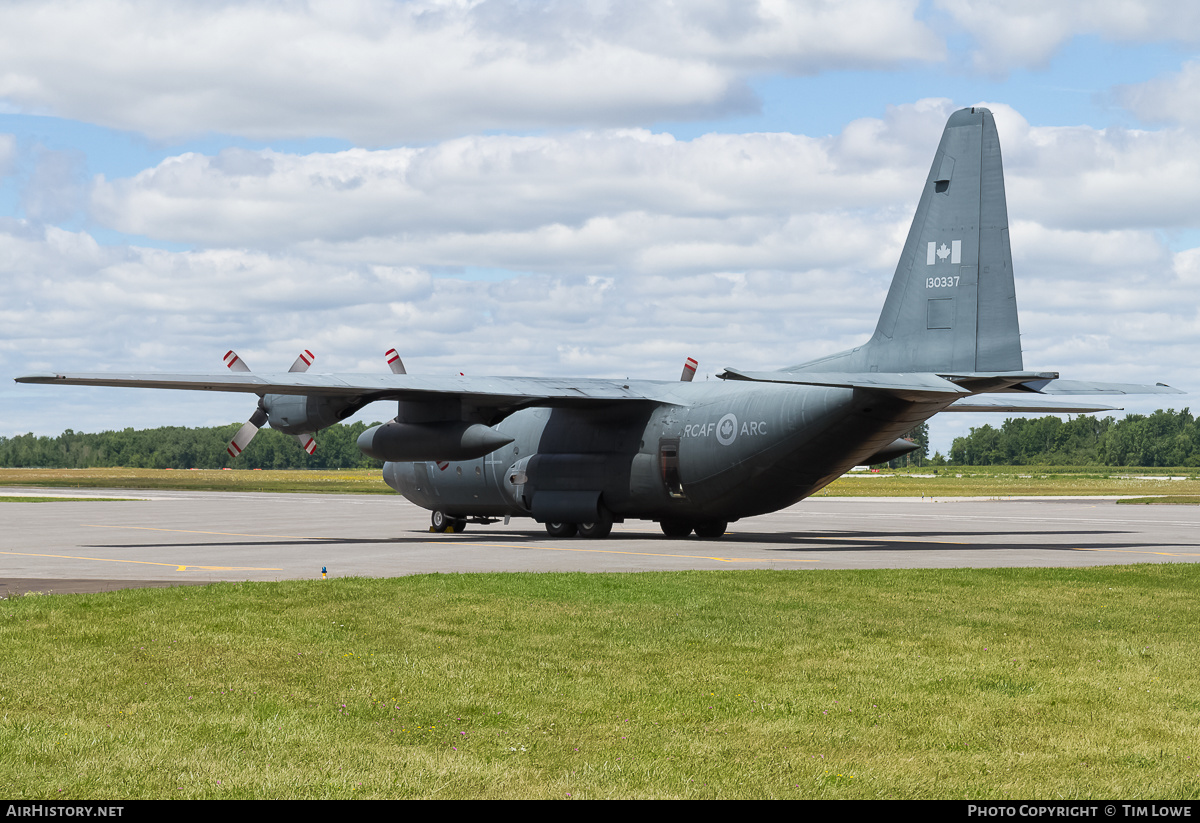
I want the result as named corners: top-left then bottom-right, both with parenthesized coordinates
top-left (791, 107), bottom-right (1022, 374)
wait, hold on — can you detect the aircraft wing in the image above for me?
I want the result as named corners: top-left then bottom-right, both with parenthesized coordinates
top-left (718, 369), bottom-right (969, 398)
top-left (15, 372), bottom-right (682, 409)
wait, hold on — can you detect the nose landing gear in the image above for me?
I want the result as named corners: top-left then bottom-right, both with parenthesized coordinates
top-left (430, 510), bottom-right (467, 533)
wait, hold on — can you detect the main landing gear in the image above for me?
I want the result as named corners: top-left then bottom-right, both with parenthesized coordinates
top-left (544, 505), bottom-right (615, 539)
top-left (545, 522), bottom-right (577, 538)
top-left (659, 519), bottom-right (728, 539)
top-left (431, 509), bottom-right (726, 539)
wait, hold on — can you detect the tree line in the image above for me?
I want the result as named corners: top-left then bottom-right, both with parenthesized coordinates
top-left (4, 409), bottom-right (1198, 469)
top-left (945, 409), bottom-right (1200, 467)
top-left (0, 421), bottom-right (384, 470)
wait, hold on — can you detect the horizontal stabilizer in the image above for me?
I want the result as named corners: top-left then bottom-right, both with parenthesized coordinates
top-left (1019, 379), bottom-right (1185, 396)
top-left (945, 396), bottom-right (1119, 413)
top-left (939, 371), bottom-right (1059, 392)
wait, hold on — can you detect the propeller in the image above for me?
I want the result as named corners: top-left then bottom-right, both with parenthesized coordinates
top-left (225, 349), bottom-right (317, 458)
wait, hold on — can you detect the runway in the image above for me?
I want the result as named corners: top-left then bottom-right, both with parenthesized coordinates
top-left (4, 488), bottom-right (1200, 595)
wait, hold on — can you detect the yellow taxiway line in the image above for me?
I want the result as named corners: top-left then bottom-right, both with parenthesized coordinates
top-left (86, 523), bottom-right (320, 540)
top-left (0, 550), bottom-right (280, 572)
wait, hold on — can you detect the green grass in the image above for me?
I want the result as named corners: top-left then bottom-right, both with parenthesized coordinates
top-left (0, 468), bottom-right (388, 494)
top-left (3, 568), bottom-right (1200, 799)
top-left (824, 466), bottom-right (1200, 498)
top-left (0, 496), bottom-right (136, 502)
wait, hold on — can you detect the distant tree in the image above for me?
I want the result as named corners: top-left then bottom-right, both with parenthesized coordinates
top-left (0, 422), bottom-right (384, 470)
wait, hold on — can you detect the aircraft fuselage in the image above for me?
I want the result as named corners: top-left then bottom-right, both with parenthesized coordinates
top-left (383, 381), bottom-right (941, 524)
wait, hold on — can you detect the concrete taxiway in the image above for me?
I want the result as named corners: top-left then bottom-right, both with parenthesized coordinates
top-left (4, 488), bottom-right (1200, 595)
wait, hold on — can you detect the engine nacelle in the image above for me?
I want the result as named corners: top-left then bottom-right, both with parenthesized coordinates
top-left (357, 419), bottom-right (514, 462)
top-left (264, 393), bottom-right (360, 435)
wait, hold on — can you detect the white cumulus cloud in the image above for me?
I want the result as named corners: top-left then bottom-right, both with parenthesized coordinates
top-left (0, 0), bottom-right (942, 143)
top-left (937, 0), bottom-right (1200, 73)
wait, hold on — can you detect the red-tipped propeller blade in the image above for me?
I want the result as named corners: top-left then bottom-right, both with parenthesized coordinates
top-left (289, 350), bottom-right (315, 373)
top-left (680, 357), bottom-right (698, 382)
top-left (385, 348), bottom-right (406, 375)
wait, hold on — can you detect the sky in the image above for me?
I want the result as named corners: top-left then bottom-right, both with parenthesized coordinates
top-left (3, 0), bottom-right (1200, 459)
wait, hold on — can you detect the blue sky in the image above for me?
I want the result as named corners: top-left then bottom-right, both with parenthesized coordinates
top-left (2, 0), bottom-right (1199, 459)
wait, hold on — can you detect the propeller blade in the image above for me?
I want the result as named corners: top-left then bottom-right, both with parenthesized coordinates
top-left (226, 399), bottom-right (269, 459)
top-left (295, 434), bottom-right (316, 455)
top-left (681, 357), bottom-right (698, 382)
top-left (385, 348), bottom-right (406, 375)
top-left (224, 350), bottom-right (251, 372)
top-left (227, 421), bottom-right (259, 457)
top-left (289, 350), bottom-right (315, 373)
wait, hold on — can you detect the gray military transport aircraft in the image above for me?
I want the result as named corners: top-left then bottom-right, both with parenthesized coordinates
top-left (17, 107), bottom-right (1183, 539)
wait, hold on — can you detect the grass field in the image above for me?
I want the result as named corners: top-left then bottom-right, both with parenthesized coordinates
top-left (0, 496), bottom-right (133, 502)
top-left (0, 467), bottom-right (388, 494)
top-left (4, 465), bottom-right (1200, 499)
top-left (3, 567), bottom-right (1200, 799)
top-left (829, 466), bottom-right (1200, 499)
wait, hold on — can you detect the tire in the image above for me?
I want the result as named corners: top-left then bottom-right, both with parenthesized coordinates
top-left (660, 519), bottom-right (693, 538)
top-left (693, 520), bottom-right (728, 539)
top-left (545, 522), bottom-right (578, 538)
top-left (578, 505), bottom-right (614, 539)
top-left (450, 518), bottom-right (468, 533)
top-left (430, 510), bottom-right (450, 533)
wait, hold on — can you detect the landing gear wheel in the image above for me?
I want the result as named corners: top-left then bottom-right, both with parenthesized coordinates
top-left (431, 510), bottom-right (451, 533)
top-left (450, 518), bottom-right (468, 533)
top-left (660, 519), bottom-right (693, 538)
top-left (577, 505), bottom-right (614, 539)
top-left (693, 520), bottom-right (728, 539)
top-left (546, 522), bottom-right (578, 538)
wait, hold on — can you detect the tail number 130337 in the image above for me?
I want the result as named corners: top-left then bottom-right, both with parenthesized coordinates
top-left (926, 275), bottom-right (959, 288)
